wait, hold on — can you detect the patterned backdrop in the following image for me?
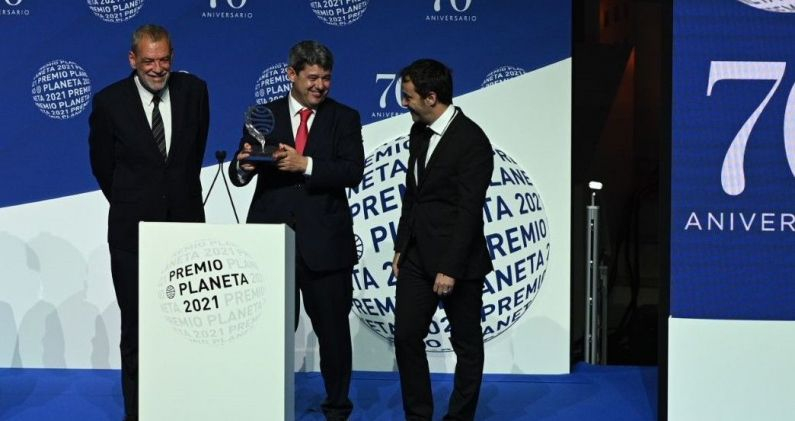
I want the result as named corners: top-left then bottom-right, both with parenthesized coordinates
top-left (0, 0), bottom-right (571, 373)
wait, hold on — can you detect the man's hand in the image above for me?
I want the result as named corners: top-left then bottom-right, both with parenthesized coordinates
top-left (392, 252), bottom-right (401, 278)
top-left (236, 142), bottom-right (257, 172)
top-left (274, 143), bottom-right (308, 173)
top-left (433, 273), bottom-right (456, 296)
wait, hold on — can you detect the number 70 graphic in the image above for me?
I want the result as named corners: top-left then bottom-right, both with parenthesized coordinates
top-left (707, 61), bottom-right (795, 195)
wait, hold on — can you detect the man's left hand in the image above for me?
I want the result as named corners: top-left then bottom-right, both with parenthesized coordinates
top-left (433, 273), bottom-right (456, 296)
top-left (274, 143), bottom-right (308, 173)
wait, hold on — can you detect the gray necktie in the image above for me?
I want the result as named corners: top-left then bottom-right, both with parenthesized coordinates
top-left (152, 95), bottom-right (166, 159)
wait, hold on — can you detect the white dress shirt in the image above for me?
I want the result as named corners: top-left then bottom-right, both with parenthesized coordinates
top-left (134, 76), bottom-right (172, 155)
top-left (415, 104), bottom-right (457, 183)
top-left (288, 94), bottom-right (316, 176)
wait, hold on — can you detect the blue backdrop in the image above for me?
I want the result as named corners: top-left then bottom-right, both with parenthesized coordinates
top-left (0, 0), bottom-right (570, 208)
top-left (673, 0), bottom-right (795, 320)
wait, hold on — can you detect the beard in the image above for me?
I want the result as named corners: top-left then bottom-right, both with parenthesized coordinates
top-left (138, 70), bottom-right (170, 94)
top-left (407, 107), bottom-right (422, 122)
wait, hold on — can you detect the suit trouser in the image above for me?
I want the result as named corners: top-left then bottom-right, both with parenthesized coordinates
top-left (109, 246), bottom-right (138, 419)
top-left (295, 252), bottom-right (354, 420)
top-left (394, 246), bottom-right (485, 421)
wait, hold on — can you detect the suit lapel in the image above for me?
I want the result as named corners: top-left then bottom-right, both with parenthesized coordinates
top-left (167, 77), bottom-right (183, 163)
top-left (269, 98), bottom-right (293, 146)
top-left (123, 76), bottom-right (163, 160)
top-left (303, 99), bottom-right (331, 156)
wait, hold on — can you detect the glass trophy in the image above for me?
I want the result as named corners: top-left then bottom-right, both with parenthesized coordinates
top-left (242, 105), bottom-right (277, 163)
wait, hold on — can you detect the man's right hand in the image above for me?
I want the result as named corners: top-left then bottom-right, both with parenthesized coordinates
top-left (237, 142), bottom-right (256, 172)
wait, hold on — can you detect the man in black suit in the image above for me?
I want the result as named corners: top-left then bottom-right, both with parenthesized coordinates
top-left (229, 40), bottom-right (363, 420)
top-left (88, 24), bottom-right (209, 421)
top-left (392, 59), bottom-right (494, 421)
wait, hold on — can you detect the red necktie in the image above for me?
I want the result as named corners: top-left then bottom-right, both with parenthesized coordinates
top-left (295, 108), bottom-right (313, 155)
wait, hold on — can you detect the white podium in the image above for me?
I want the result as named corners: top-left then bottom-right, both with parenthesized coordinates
top-left (139, 222), bottom-right (294, 421)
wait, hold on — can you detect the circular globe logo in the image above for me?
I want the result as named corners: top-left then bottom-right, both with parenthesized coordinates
top-left (31, 60), bottom-right (92, 120)
top-left (255, 62), bottom-right (291, 105)
top-left (158, 239), bottom-right (266, 346)
top-left (349, 136), bottom-right (551, 351)
top-left (737, 0), bottom-right (795, 12)
top-left (86, 0), bottom-right (145, 22)
top-left (310, 0), bottom-right (368, 26)
top-left (481, 66), bottom-right (526, 89)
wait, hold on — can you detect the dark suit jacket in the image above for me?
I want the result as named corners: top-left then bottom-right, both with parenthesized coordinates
top-left (229, 96), bottom-right (364, 272)
top-left (395, 107), bottom-right (494, 280)
top-left (89, 72), bottom-right (210, 252)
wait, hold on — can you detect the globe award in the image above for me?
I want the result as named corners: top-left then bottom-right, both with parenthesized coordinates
top-left (242, 105), bottom-right (277, 163)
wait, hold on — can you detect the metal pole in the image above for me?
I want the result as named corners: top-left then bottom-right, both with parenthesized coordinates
top-left (599, 262), bottom-right (608, 363)
top-left (585, 191), bottom-right (600, 363)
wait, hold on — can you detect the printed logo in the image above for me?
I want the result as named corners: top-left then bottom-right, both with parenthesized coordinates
top-left (737, 0), bottom-right (795, 13)
top-left (254, 62), bottom-right (291, 105)
top-left (349, 137), bottom-right (550, 351)
top-left (31, 60), bottom-right (91, 120)
top-left (355, 234), bottom-right (364, 260)
top-left (158, 239), bottom-right (266, 346)
top-left (86, 0), bottom-right (144, 23)
top-left (310, 0), bottom-right (368, 26)
top-left (481, 66), bottom-right (526, 88)
top-left (370, 73), bottom-right (407, 120)
top-left (684, 61), bottom-right (795, 233)
top-left (202, 0), bottom-right (253, 20)
top-left (427, 0), bottom-right (477, 22)
top-left (1, 0), bottom-right (30, 16)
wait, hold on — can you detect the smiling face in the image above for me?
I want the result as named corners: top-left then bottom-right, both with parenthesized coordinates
top-left (129, 37), bottom-right (172, 93)
top-left (288, 64), bottom-right (331, 109)
top-left (401, 78), bottom-right (437, 125)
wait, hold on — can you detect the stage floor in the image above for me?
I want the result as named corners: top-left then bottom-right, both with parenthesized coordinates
top-left (0, 363), bottom-right (656, 420)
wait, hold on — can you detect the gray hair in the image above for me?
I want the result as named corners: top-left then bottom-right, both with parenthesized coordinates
top-left (131, 24), bottom-right (172, 54)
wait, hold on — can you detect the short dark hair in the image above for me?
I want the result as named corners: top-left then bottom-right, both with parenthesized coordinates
top-left (288, 40), bottom-right (334, 73)
top-left (131, 24), bottom-right (172, 55)
top-left (399, 59), bottom-right (453, 105)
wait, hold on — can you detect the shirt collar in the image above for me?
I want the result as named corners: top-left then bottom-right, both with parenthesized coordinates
top-left (288, 92), bottom-right (310, 117)
top-left (427, 104), bottom-right (456, 136)
top-left (134, 75), bottom-right (169, 104)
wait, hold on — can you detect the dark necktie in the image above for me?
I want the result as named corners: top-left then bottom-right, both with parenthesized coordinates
top-left (152, 94), bottom-right (166, 159)
top-left (295, 108), bottom-right (313, 155)
top-left (416, 127), bottom-right (433, 184)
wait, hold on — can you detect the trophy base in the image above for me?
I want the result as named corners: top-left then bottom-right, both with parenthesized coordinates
top-left (241, 154), bottom-right (276, 163)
